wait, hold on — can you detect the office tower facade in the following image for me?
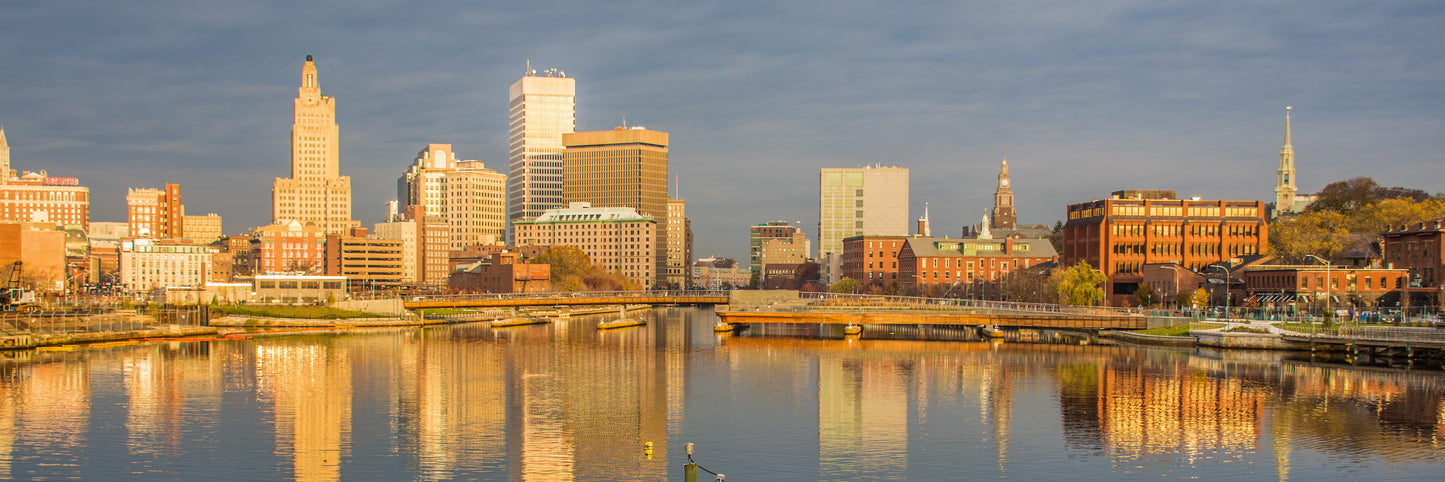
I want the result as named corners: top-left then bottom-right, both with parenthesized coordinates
top-left (819, 165), bottom-right (910, 284)
top-left (397, 144), bottom-right (508, 249)
top-left (750, 221), bottom-right (802, 280)
top-left (126, 182), bottom-right (183, 239)
top-left (665, 198), bottom-right (688, 288)
top-left (562, 127), bottom-right (670, 284)
top-left (0, 129), bottom-right (91, 230)
top-left (507, 66), bottom-right (575, 239)
top-left (181, 214), bottom-right (223, 243)
top-left (513, 202), bottom-right (658, 287)
top-left (992, 157), bottom-right (1017, 230)
top-left (272, 55), bottom-right (355, 235)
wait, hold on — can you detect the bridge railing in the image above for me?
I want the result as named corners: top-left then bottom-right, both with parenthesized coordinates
top-left (406, 290), bottom-right (730, 304)
top-left (799, 292), bottom-right (1145, 317)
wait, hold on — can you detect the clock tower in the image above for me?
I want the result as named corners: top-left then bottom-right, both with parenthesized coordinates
top-left (991, 155), bottom-right (1017, 230)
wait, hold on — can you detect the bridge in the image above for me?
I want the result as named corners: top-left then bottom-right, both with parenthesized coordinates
top-left (402, 290), bottom-right (730, 310)
top-left (717, 292), bottom-right (1172, 331)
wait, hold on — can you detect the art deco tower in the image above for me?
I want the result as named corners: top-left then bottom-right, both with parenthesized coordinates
top-left (1274, 107), bottom-right (1298, 215)
top-left (991, 155), bottom-right (1017, 230)
top-left (272, 55), bottom-right (355, 235)
top-left (507, 64), bottom-right (575, 238)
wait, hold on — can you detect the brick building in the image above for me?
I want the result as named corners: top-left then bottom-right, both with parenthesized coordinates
top-left (1062, 190), bottom-right (1268, 301)
top-left (1244, 265), bottom-right (1408, 309)
top-left (897, 236), bottom-right (1057, 287)
top-left (449, 252), bottom-right (550, 293)
top-left (841, 235), bottom-right (907, 285)
top-left (1382, 219), bottom-right (1444, 290)
top-left (251, 220), bottom-right (327, 274)
top-left (514, 202), bottom-right (657, 288)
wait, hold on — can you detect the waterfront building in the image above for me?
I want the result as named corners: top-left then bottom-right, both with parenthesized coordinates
top-left (182, 214), bottom-right (223, 243)
top-left (252, 273), bottom-right (347, 303)
top-left (665, 198), bottom-right (689, 288)
top-left (373, 219), bottom-right (418, 284)
top-left (373, 206), bottom-right (450, 287)
top-left (1382, 219), bottom-right (1445, 291)
top-left (819, 165), bottom-right (909, 284)
top-left (126, 183), bottom-right (182, 239)
top-left (750, 222), bottom-right (804, 281)
top-left (323, 233), bottom-right (404, 289)
top-left (513, 202), bottom-right (657, 288)
top-left (0, 221), bottom-right (66, 289)
top-left (897, 236), bottom-right (1057, 287)
top-left (119, 238), bottom-right (215, 290)
top-left (271, 55), bottom-right (356, 235)
top-left (841, 235), bottom-right (908, 285)
top-left (0, 129), bottom-right (91, 230)
top-left (1062, 190), bottom-right (1269, 302)
top-left (396, 144), bottom-right (508, 250)
top-left (1243, 264), bottom-right (1408, 309)
top-left (508, 65), bottom-right (575, 239)
top-left (991, 156), bottom-right (1017, 230)
top-left (562, 127), bottom-right (669, 285)
top-left (250, 220), bottom-right (327, 274)
top-left (692, 257), bottom-right (750, 290)
top-left (449, 251), bottom-right (550, 293)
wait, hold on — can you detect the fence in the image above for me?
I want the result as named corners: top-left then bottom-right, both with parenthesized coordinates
top-left (0, 305), bottom-right (210, 336)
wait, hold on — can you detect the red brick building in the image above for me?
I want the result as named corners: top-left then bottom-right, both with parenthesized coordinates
top-left (841, 235), bottom-right (907, 285)
top-left (1062, 190), bottom-right (1268, 301)
top-left (1382, 219), bottom-right (1444, 289)
top-left (449, 252), bottom-right (550, 293)
top-left (250, 220), bottom-right (326, 274)
top-left (1244, 265), bottom-right (1408, 308)
top-left (897, 236), bottom-right (1057, 286)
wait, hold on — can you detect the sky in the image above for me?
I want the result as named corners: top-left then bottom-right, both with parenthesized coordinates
top-left (2, 1), bottom-right (1442, 262)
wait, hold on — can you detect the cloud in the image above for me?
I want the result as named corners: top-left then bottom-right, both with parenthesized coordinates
top-left (0, 0), bottom-right (1441, 263)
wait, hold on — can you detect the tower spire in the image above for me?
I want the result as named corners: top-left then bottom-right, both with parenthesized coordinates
top-left (1274, 106), bottom-right (1298, 216)
top-left (1283, 106), bottom-right (1292, 147)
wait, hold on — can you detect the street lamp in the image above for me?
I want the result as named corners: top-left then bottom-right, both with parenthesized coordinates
top-left (1160, 263), bottom-right (1186, 309)
top-left (1209, 265), bottom-right (1230, 321)
top-left (1305, 255), bottom-right (1331, 323)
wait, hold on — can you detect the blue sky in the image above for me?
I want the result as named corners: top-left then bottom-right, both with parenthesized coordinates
top-left (2, 1), bottom-right (1442, 262)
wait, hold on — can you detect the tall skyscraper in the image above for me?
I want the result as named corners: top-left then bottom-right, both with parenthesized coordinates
top-left (272, 55), bottom-right (355, 235)
top-left (819, 165), bottom-right (909, 283)
top-left (562, 127), bottom-right (669, 284)
top-left (1274, 106), bottom-right (1298, 216)
top-left (991, 156), bottom-right (1017, 230)
top-left (507, 64), bottom-right (575, 240)
top-left (397, 144), bottom-right (508, 249)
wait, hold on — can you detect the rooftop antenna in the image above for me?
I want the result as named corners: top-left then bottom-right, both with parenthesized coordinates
top-left (526, 59), bottom-right (531, 75)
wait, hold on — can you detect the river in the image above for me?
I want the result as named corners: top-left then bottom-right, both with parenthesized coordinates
top-left (0, 306), bottom-right (1441, 480)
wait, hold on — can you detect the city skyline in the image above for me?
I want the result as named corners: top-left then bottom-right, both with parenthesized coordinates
top-left (1, 2), bottom-right (1442, 262)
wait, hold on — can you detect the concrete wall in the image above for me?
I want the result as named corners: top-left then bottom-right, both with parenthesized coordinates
top-left (334, 298), bottom-right (408, 316)
top-left (728, 290), bottom-right (798, 307)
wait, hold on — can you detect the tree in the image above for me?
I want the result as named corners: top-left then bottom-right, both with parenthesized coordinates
top-left (1189, 288), bottom-right (1210, 308)
top-left (829, 277), bottom-right (861, 294)
top-left (1307, 176), bottom-right (1431, 215)
top-left (1175, 290), bottom-right (1194, 307)
top-left (1048, 220), bottom-right (1065, 253)
top-left (1055, 261), bottom-right (1106, 306)
top-left (532, 246), bottom-right (595, 292)
top-left (1134, 284), bottom-right (1157, 307)
top-left (1000, 272), bottom-right (1052, 303)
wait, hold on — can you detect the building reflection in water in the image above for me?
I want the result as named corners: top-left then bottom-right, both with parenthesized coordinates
top-left (256, 342), bottom-right (353, 482)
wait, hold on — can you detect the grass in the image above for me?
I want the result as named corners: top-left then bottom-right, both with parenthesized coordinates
top-left (212, 305), bottom-right (385, 320)
top-left (1135, 322), bottom-right (1223, 337)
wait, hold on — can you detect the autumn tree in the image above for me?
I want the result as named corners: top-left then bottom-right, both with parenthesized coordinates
top-left (1134, 284), bottom-right (1157, 307)
top-left (1189, 288), bottom-right (1210, 308)
top-left (532, 246), bottom-right (594, 292)
top-left (829, 277), bottom-right (861, 294)
top-left (1000, 271), bottom-right (1053, 303)
top-left (1055, 261), bottom-right (1106, 306)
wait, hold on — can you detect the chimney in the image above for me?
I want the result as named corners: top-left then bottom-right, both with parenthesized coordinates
top-left (1004, 237), bottom-right (1014, 254)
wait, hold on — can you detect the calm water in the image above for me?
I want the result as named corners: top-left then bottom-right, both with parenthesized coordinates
top-left (0, 306), bottom-right (1442, 481)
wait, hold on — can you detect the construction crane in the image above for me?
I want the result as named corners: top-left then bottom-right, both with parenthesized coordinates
top-left (1, 261), bottom-right (39, 312)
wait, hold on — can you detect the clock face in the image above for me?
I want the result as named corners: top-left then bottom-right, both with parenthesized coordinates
top-left (1001, 180), bottom-right (1009, 187)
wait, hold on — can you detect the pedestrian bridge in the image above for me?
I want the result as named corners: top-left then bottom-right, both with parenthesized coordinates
top-left (717, 292), bottom-right (1170, 331)
top-left (402, 290), bottom-right (730, 310)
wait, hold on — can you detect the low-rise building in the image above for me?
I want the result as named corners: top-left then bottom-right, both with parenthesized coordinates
top-left (251, 220), bottom-right (326, 274)
top-left (692, 257), bottom-right (749, 290)
top-left (898, 236), bottom-right (1057, 287)
top-left (449, 252), bottom-right (550, 293)
top-left (324, 234), bottom-right (404, 289)
top-left (1382, 219), bottom-right (1444, 290)
top-left (253, 274), bottom-right (347, 304)
top-left (120, 239), bottom-right (215, 291)
top-left (1243, 265), bottom-right (1408, 310)
top-left (0, 221), bottom-right (66, 290)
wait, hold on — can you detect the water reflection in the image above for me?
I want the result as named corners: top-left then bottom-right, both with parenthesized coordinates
top-left (0, 308), bottom-right (1438, 480)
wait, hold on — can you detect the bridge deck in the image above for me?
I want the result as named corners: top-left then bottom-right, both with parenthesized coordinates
top-left (404, 295), bottom-right (728, 310)
top-left (717, 310), bottom-right (1148, 331)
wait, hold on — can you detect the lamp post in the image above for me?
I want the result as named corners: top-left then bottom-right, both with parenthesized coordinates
top-left (1160, 263), bottom-right (1185, 309)
top-left (1209, 265), bottom-right (1230, 321)
top-left (1305, 255), bottom-right (1331, 323)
